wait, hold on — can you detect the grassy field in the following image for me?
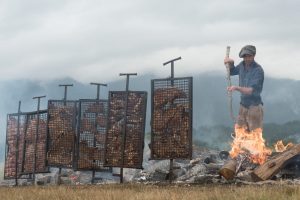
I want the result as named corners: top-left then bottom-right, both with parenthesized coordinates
top-left (1, 184), bottom-right (300, 200)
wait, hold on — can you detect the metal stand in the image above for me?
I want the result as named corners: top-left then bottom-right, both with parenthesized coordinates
top-left (59, 84), bottom-right (73, 103)
top-left (15, 101), bottom-right (22, 186)
top-left (90, 82), bottom-right (107, 184)
top-left (57, 84), bottom-right (73, 185)
top-left (114, 73), bottom-right (137, 183)
top-left (163, 57), bottom-right (181, 183)
top-left (32, 95), bottom-right (46, 185)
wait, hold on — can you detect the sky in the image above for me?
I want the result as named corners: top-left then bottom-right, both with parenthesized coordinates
top-left (0, 0), bottom-right (300, 83)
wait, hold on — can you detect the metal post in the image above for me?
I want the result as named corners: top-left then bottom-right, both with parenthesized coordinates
top-left (90, 82), bottom-right (107, 184)
top-left (163, 57), bottom-right (181, 183)
top-left (58, 84), bottom-right (73, 184)
top-left (119, 73), bottom-right (137, 183)
top-left (59, 84), bottom-right (73, 104)
top-left (90, 83), bottom-right (107, 100)
top-left (15, 101), bottom-right (21, 186)
top-left (163, 57), bottom-right (181, 80)
top-left (21, 115), bottom-right (29, 181)
top-left (120, 73), bottom-right (137, 91)
top-left (32, 95), bottom-right (46, 184)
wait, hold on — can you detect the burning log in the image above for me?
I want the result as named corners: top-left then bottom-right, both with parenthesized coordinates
top-left (219, 153), bottom-right (249, 180)
top-left (251, 143), bottom-right (300, 181)
top-left (229, 125), bottom-right (272, 165)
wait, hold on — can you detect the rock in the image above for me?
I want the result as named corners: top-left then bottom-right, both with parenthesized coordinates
top-left (177, 164), bottom-right (207, 181)
top-left (190, 158), bottom-right (201, 166)
top-left (60, 177), bottom-right (72, 185)
top-left (36, 175), bottom-right (51, 185)
top-left (236, 170), bottom-right (254, 182)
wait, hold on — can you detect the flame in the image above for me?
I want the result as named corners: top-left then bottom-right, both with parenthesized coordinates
top-left (274, 140), bottom-right (294, 152)
top-left (229, 124), bottom-right (272, 165)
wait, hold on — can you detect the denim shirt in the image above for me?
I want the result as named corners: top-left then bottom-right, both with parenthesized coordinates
top-left (230, 61), bottom-right (264, 108)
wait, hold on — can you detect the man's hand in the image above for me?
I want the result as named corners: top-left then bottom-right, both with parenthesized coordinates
top-left (224, 57), bottom-right (234, 66)
top-left (227, 86), bottom-right (238, 92)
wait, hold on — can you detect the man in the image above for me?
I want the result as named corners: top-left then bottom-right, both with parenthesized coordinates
top-left (224, 45), bottom-right (264, 132)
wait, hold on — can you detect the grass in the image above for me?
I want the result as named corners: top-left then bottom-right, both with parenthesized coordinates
top-left (1, 184), bottom-right (300, 200)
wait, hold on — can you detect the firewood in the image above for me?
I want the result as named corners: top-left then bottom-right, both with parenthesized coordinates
top-left (251, 143), bottom-right (300, 181)
top-left (219, 159), bottom-right (237, 180)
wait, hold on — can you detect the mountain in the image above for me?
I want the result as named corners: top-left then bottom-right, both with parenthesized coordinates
top-left (1, 72), bottom-right (300, 162)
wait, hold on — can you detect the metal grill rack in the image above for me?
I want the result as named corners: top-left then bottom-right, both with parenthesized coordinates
top-left (149, 57), bottom-right (193, 183)
top-left (46, 100), bottom-right (77, 168)
top-left (4, 111), bottom-right (26, 180)
top-left (21, 110), bottom-right (48, 175)
top-left (77, 99), bottom-right (109, 171)
top-left (4, 101), bottom-right (48, 185)
top-left (104, 73), bottom-right (147, 183)
top-left (105, 91), bottom-right (147, 169)
top-left (150, 77), bottom-right (193, 159)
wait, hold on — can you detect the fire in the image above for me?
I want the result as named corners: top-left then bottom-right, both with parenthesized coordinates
top-left (274, 140), bottom-right (294, 152)
top-left (229, 124), bottom-right (272, 165)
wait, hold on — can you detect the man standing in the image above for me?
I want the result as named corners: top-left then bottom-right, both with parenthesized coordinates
top-left (224, 45), bottom-right (264, 132)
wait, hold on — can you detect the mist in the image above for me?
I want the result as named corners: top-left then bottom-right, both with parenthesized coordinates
top-left (1, 72), bottom-right (300, 163)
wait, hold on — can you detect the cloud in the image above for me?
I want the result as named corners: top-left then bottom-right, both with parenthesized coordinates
top-left (0, 0), bottom-right (300, 83)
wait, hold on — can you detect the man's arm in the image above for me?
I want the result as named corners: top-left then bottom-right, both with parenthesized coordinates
top-left (227, 86), bottom-right (253, 95)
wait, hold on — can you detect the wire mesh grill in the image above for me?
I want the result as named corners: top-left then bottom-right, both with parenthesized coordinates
top-left (150, 77), bottom-right (193, 160)
top-left (76, 99), bottom-right (110, 171)
top-left (4, 114), bottom-right (26, 179)
top-left (105, 91), bottom-right (147, 169)
top-left (47, 100), bottom-right (77, 168)
top-left (22, 110), bottom-right (48, 174)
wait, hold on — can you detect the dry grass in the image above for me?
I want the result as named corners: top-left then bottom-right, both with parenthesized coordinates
top-left (1, 184), bottom-right (300, 200)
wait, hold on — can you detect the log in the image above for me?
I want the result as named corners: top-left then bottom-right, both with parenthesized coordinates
top-left (251, 143), bottom-right (300, 181)
top-left (219, 159), bottom-right (237, 180)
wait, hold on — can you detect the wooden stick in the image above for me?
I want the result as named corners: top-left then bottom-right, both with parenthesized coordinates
top-left (225, 46), bottom-right (235, 122)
